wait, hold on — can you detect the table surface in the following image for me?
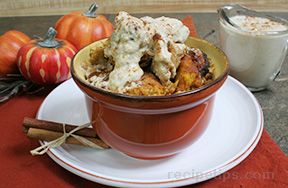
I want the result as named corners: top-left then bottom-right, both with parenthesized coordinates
top-left (0, 12), bottom-right (287, 155)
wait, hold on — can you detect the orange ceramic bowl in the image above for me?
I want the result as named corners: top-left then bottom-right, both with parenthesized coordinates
top-left (71, 37), bottom-right (229, 159)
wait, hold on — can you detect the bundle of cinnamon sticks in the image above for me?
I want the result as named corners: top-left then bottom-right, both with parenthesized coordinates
top-left (23, 117), bottom-right (110, 149)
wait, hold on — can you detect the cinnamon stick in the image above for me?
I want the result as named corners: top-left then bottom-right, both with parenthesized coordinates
top-left (23, 117), bottom-right (97, 138)
top-left (27, 128), bottom-right (110, 149)
top-left (23, 117), bottom-right (110, 149)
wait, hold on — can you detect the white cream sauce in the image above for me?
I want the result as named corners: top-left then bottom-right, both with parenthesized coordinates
top-left (103, 11), bottom-right (189, 92)
top-left (230, 15), bottom-right (287, 33)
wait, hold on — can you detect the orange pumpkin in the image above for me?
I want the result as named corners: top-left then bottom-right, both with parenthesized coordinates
top-left (17, 27), bottom-right (77, 85)
top-left (0, 30), bottom-right (30, 76)
top-left (55, 3), bottom-right (114, 50)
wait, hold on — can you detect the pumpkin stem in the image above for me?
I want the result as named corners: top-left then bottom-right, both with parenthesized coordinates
top-left (83, 3), bottom-right (98, 18)
top-left (38, 27), bottom-right (61, 48)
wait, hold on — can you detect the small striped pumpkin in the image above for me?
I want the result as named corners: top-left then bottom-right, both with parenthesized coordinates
top-left (17, 27), bottom-right (77, 85)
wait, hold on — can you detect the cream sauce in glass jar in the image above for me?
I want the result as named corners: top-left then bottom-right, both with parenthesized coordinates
top-left (219, 4), bottom-right (288, 91)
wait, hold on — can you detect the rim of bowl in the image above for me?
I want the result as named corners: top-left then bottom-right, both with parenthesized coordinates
top-left (71, 37), bottom-right (230, 101)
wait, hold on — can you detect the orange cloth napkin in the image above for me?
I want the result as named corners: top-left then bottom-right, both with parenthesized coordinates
top-left (182, 16), bottom-right (198, 37)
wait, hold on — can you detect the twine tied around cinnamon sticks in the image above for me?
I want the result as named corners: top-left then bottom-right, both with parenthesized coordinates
top-left (23, 117), bottom-right (110, 155)
top-left (31, 122), bottom-right (103, 155)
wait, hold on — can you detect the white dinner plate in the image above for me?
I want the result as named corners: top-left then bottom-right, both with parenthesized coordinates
top-left (36, 76), bottom-right (263, 188)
